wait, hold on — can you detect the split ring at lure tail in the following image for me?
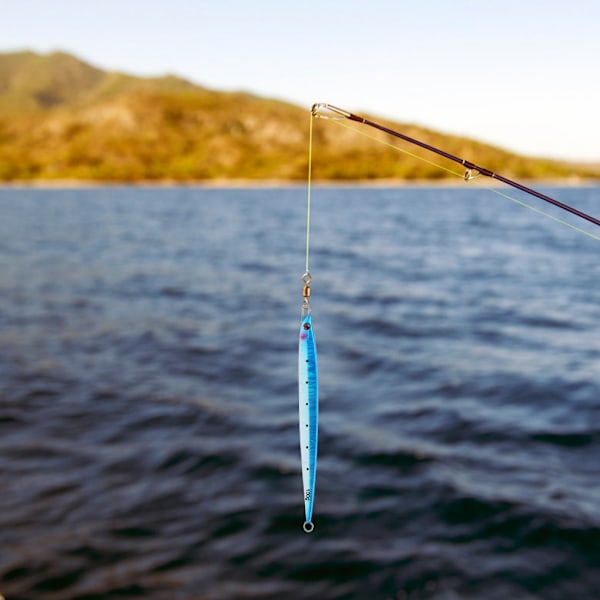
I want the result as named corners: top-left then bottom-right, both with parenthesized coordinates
top-left (299, 312), bottom-right (318, 533)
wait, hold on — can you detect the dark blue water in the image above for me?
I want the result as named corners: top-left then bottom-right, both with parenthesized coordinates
top-left (1, 185), bottom-right (599, 600)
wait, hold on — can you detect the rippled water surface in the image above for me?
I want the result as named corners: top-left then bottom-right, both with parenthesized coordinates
top-left (1, 185), bottom-right (600, 599)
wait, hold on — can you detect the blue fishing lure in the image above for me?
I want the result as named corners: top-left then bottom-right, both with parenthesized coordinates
top-left (299, 309), bottom-right (318, 532)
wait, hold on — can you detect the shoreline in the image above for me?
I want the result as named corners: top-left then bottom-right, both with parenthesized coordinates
top-left (1, 176), bottom-right (599, 190)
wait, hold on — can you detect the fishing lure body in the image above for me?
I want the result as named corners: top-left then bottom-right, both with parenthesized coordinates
top-left (299, 312), bottom-right (318, 533)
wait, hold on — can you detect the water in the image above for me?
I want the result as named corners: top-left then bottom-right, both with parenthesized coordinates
top-left (1, 185), bottom-right (599, 599)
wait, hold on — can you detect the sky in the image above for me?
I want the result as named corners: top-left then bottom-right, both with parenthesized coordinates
top-left (3, 0), bottom-right (600, 161)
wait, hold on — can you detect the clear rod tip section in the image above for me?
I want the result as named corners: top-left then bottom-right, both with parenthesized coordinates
top-left (311, 103), bottom-right (350, 120)
top-left (303, 521), bottom-right (315, 533)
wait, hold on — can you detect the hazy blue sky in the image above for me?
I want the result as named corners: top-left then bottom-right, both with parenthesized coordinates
top-left (3, 0), bottom-right (600, 160)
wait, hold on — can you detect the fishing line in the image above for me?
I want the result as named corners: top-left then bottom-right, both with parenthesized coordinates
top-left (327, 117), bottom-right (464, 180)
top-left (298, 109), bottom-right (318, 534)
top-left (486, 187), bottom-right (600, 242)
top-left (305, 113), bottom-right (314, 274)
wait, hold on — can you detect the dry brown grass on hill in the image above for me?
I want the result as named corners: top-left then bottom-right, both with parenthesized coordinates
top-left (1, 50), bottom-right (598, 183)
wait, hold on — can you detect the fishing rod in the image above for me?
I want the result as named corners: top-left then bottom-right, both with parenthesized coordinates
top-left (312, 103), bottom-right (600, 229)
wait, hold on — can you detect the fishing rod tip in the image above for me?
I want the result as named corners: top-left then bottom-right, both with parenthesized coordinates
top-left (311, 103), bottom-right (350, 120)
top-left (311, 103), bottom-right (325, 115)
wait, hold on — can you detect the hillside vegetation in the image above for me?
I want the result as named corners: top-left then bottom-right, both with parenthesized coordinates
top-left (0, 50), bottom-right (598, 183)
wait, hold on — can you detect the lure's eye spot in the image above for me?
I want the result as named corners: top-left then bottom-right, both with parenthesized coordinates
top-left (303, 323), bottom-right (311, 330)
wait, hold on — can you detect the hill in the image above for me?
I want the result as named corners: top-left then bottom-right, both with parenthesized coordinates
top-left (0, 50), bottom-right (598, 183)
